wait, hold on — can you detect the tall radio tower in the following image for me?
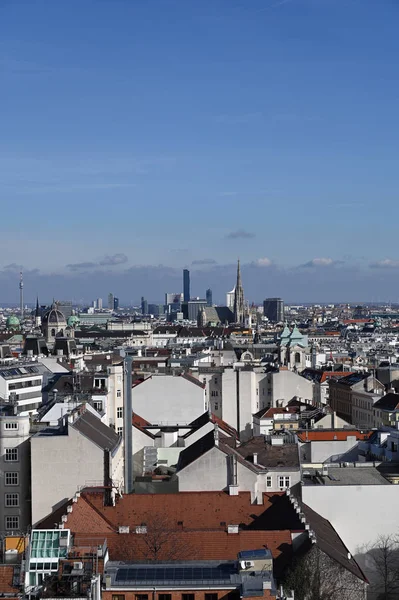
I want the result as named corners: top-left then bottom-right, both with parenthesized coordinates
top-left (19, 271), bottom-right (24, 320)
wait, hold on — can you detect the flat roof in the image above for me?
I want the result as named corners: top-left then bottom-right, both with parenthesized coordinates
top-left (303, 466), bottom-right (390, 486)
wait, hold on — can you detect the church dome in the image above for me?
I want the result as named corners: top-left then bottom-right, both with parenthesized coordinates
top-left (42, 306), bottom-right (67, 326)
top-left (67, 315), bottom-right (80, 327)
top-left (6, 315), bottom-right (20, 328)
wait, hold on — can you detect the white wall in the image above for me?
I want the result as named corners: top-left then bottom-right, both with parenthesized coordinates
top-left (31, 426), bottom-right (104, 525)
top-left (268, 371), bottom-right (314, 407)
top-left (302, 484), bottom-right (399, 553)
top-left (132, 375), bottom-right (206, 424)
top-left (302, 437), bottom-right (360, 463)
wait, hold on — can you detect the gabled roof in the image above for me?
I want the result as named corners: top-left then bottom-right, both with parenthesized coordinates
top-left (373, 392), bottom-right (399, 411)
top-left (178, 429), bottom-right (216, 471)
top-left (186, 412), bottom-right (238, 438)
top-left (72, 410), bottom-right (120, 451)
top-left (178, 431), bottom-right (300, 472)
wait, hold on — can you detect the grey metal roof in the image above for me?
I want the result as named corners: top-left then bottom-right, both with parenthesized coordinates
top-left (72, 410), bottom-right (120, 452)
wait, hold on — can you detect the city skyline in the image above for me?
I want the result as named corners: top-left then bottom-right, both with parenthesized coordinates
top-left (2, 261), bottom-right (399, 306)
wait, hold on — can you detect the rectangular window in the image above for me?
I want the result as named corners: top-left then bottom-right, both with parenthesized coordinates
top-left (285, 476), bottom-right (290, 488)
top-left (159, 595), bottom-right (171, 600)
top-left (5, 493), bottom-right (19, 507)
top-left (5, 448), bottom-right (18, 462)
top-left (135, 596), bottom-right (148, 600)
top-left (5, 472), bottom-right (19, 486)
top-left (182, 595), bottom-right (195, 600)
top-left (266, 476), bottom-right (272, 488)
top-left (4, 422), bottom-right (18, 430)
top-left (117, 427), bottom-right (123, 435)
top-left (5, 516), bottom-right (19, 530)
top-left (117, 390), bottom-right (122, 398)
top-left (214, 403), bottom-right (219, 411)
top-left (205, 594), bottom-right (218, 600)
top-left (117, 407), bottom-right (123, 419)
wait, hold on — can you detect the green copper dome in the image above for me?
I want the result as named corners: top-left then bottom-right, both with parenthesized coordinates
top-left (67, 315), bottom-right (80, 327)
top-left (6, 315), bottom-right (20, 328)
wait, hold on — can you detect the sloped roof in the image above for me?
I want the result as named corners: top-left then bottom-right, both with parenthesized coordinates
top-left (185, 412), bottom-right (238, 438)
top-left (373, 392), bottom-right (399, 411)
top-left (178, 429), bottom-right (216, 470)
top-left (302, 503), bottom-right (368, 583)
top-left (0, 565), bottom-right (20, 596)
top-left (132, 412), bottom-right (155, 439)
top-left (72, 410), bottom-right (120, 451)
top-left (62, 489), bottom-right (288, 531)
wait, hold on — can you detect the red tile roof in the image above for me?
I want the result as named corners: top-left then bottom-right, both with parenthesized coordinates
top-left (70, 491), bottom-right (285, 531)
top-left (132, 412), bottom-right (153, 429)
top-left (297, 430), bottom-right (370, 442)
top-left (320, 371), bottom-right (354, 383)
top-left (0, 566), bottom-right (19, 596)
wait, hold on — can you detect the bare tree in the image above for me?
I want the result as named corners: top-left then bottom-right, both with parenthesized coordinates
top-left (283, 545), bottom-right (365, 600)
top-left (365, 534), bottom-right (399, 600)
top-left (118, 511), bottom-right (193, 562)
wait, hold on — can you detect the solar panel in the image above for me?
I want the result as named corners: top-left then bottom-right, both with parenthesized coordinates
top-left (115, 564), bottom-right (236, 583)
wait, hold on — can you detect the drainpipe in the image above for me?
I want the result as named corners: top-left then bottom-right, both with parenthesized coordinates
top-left (123, 355), bottom-right (133, 493)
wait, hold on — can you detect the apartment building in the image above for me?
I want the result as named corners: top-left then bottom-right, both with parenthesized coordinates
top-left (329, 372), bottom-right (384, 425)
top-left (0, 409), bottom-right (31, 533)
top-left (0, 363), bottom-right (43, 415)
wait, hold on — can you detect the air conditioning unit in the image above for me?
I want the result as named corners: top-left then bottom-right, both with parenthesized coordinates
top-left (73, 562), bottom-right (83, 570)
top-left (245, 561), bottom-right (254, 568)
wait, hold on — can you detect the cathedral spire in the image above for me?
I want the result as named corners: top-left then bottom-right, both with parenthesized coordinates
top-left (233, 259), bottom-right (245, 324)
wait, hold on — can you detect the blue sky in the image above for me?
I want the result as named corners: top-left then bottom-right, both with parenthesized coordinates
top-left (1, 0), bottom-right (399, 304)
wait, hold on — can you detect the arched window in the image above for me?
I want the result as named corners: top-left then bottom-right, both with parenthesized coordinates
top-left (51, 328), bottom-right (56, 337)
top-left (295, 352), bottom-right (301, 363)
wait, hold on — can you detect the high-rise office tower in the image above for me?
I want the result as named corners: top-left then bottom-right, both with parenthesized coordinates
top-left (19, 271), bottom-right (24, 319)
top-left (55, 300), bottom-right (73, 319)
top-left (141, 296), bottom-right (148, 315)
top-left (97, 298), bottom-right (103, 310)
top-left (233, 260), bottom-right (245, 324)
top-left (263, 298), bottom-right (284, 323)
top-left (113, 297), bottom-right (119, 310)
top-left (108, 293), bottom-right (114, 310)
top-left (206, 288), bottom-right (213, 307)
top-left (183, 269), bottom-right (190, 303)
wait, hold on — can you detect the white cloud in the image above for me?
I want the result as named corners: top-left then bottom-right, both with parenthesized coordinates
top-left (303, 257), bottom-right (335, 267)
top-left (370, 259), bottom-right (399, 269)
top-left (254, 257), bottom-right (272, 267)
